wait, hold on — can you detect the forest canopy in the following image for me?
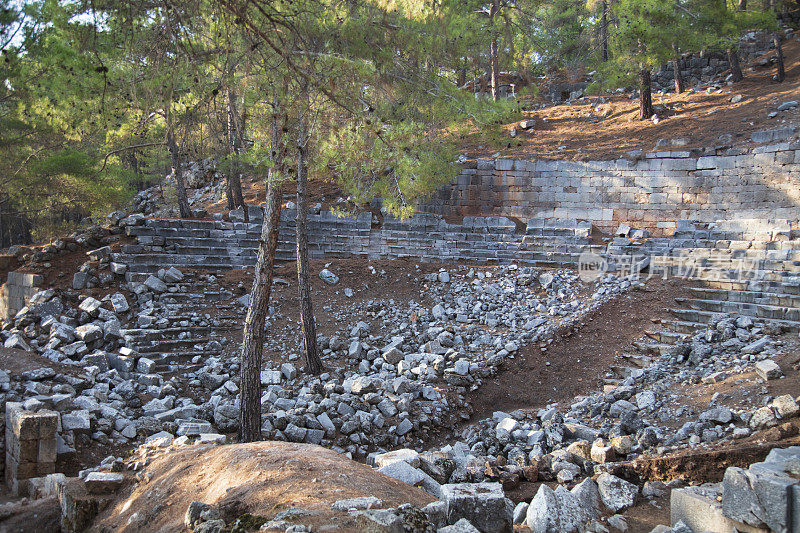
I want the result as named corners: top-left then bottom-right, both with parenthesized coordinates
top-left (0, 0), bottom-right (789, 245)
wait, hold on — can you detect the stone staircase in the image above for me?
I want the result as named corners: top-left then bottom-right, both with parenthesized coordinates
top-left (111, 213), bottom-right (595, 283)
top-left (621, 219), bottom-right (800, 358)
top-left (112, 214), bottom-right (800, 367)
top-left (120, 272), bottom-right (242, 373)
top-left (110, 213), bottom-right (598, 367)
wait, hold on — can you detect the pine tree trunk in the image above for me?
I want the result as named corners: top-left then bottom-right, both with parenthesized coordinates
top-left (295, 115), bottom-right (323, 376)
top-left (672, 44), bottom-right (685, 93)
top-left (727, 47), bottom-right (744, 82)
top-left (639, 69), bottom-right (654, 120)
top-left (489, 36), bottom-right (499, 101)
top-left (167, 130), bottom-right (192, 219)
top-left (238, 110), bottom-right (284, 443)
top-left (489, 0), bottom-right (499, 101)
top-left (225, 174), bottom-right (235, 211)
top-left (600, 1), bottom-right (609, 62)
top-left (0, 196), bottom-right (5, 249)
top-left (227, 86), bottom-right (248, 222)
top-left (773, 32), bottom-right (785, 82)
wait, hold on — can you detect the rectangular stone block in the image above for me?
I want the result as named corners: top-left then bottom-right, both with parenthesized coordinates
top-left (36, 462), bottom-right (55, 476)
top-left (671, 486), bottom-right (768, 533)
top-left (6, 272), bottom-right (43, 288)
top-left (15, 461), bottom-right (37, 480)
top-left (37, 411), bottom-right (58, 439)
top-left (38, 437), bottom-right (57, 463)
top-left (14, 439), bottom-right (38, 463)
top-left (7, 403), bottom-right (39, 441)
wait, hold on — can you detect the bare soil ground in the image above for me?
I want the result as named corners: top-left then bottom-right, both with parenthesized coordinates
top-left (461, 37), bottom-right (800, 162)
top-left (0, 496), bottom-right (62, 533)
top-left (214, 258), bottom-right (444, 372)
top-left (468, 277), bottom-right (696, 421)
top-left (92, 441), bottom-right (434, 533)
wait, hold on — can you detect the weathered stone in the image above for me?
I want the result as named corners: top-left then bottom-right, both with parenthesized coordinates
top-left (440, 482), bottom-right (512, 533)
top-left (597, 473), bottom-right (638, 512)
top-left (749, 406), bottom-right (778, 430)
top-left (754, 360), bottom-right (782, 381)
top-left (319, 269), bottom-right (339, 285)
top-left (438, 518), bottom-right (481, 533)
top-left (143, 275), bottom-right (168, 293)
top-left (772, 395), bottom-right (799, 419)
top-left (83, 472), bottom-right (124, 494)
top-left (374, 449), bottom-right (421, 469)
top-left (331, 496), bottom-right (384, 511)
top-left (58, 478), bottom-right (114, 533)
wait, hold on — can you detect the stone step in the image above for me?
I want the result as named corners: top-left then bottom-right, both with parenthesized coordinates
top-left (670, 247), bottom-right (800, 260)
top-left (658, 319), bottom-right (707, 334)
top-left (127, 339), bottom-right (222, 353)
top-left (668, 269), bottom-right (789, 283)
top-left (156, 292), bottom-right (236, 304)
top-left (674, 297), bottom-right (800, 321)
top-left (688, 279), bottom-right (800, 295)
top-left (123, 326), bottom-right (220, 336)
top-left (668, 308), bottom-right (800, 332)
top-left (644, 330), bottom-right (689, 344)
top-left (153, 351), bottom-right (216, 365)
top-left (125, 270), bottom-right (236, 283)
top-left (114, 253), bottom-right (253, 267)
top-left (686, 287), bottom-right (800, 308)
top-left (632, 341), bottom-right (673, 356)
top-left (154, 363), bottom-right (205, 374)
top-left (656, 256), bottom-right (800, 273)
top-left (620, 353), bottom-right (656, 369)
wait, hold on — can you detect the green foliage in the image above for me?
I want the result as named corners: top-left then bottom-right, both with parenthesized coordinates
top-left (687, 0), bottom-right (777, 50)
top-left (598, 0), bottom-right (778, 90)
top-left (597, 0), bottom-right (682, 88)
top-left (316, 116), bottom-right (459, 220)
top-left (0, 0), bottom-right (783, 244)
top-left (527, 0), bottom-right (593, 70)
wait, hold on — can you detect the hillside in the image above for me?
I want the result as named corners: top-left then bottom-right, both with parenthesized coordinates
top-left (461, 34), bottom-right (800, 162)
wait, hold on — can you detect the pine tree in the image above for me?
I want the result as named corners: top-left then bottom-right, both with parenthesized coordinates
top-left (602, 0), bottom-right (682, 118)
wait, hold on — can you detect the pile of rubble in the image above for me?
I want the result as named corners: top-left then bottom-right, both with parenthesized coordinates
top-left (362, 312), bottom-right (798, 503)
top-left (0, 254), bottom-right (638, 476)
top-left (227, 267), bottom-right (637, 456)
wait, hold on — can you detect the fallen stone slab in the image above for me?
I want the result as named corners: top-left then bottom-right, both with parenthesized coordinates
top-left (597, 473), bottom-right (638, 513)
top-left (438, 518), bottom-right (481, 533)
top-left (374, 449), bottom-right (421, 469)
top-left (743, 337), bottom-right (770, 354)
top-left (378, 460), bottom-right (440, 497)
top-left (197, 434), bottom-right (226, 445)
top-left (83, 472), bottom-right (124, 494)
top-left (176, 422), bottom-right (213, 436)
top-left (722, 448), bottom-right (800, 533)
top-left (331, 496), bottom-right (384, 511)
top-left (352, 508), bottom-right (403, 532)
top-left (144, 275), bottom-right (168, 293)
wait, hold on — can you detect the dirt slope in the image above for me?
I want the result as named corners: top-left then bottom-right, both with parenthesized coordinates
top-left (92, 441), bottom-right (435, 533)
top-left (468, 278), bottom-right (695, 421)
top-left (462, 36), bottom-right (800, 161)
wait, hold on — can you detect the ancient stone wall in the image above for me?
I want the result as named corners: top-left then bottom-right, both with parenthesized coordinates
top-left (418, 133), bottom-right (800, 236)
top-left (0, 272), bottom-right (43, 321)
top-left (650, 32), bottom-right (774, 92)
